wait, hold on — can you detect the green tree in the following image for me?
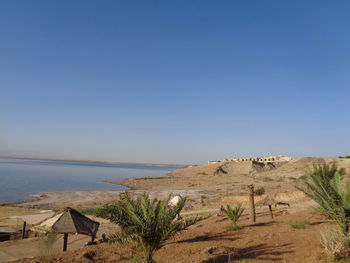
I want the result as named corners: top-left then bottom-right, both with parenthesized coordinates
top-left (98, 193), bottom-right (204, 263)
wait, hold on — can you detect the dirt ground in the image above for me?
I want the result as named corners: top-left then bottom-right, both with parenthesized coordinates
top-left (2, 157), bottom-right (350, 262)
top-left (12, 207), bottom-right (330, 263)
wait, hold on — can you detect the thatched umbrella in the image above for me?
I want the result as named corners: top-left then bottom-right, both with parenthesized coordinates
top-left (52, 207), bottom-right (100, 251)
top-left (256, 195), bottom-right (278, 219)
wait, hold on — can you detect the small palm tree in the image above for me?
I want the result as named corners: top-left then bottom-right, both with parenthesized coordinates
top-left (222, 204), bottom-right (245, 230)
top-left (298, 163), bottom-right (350, 242)
top-left (97, 193), bottom-right (203, 263)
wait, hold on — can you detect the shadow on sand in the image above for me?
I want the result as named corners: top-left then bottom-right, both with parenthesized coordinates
top-left (173, 232), bottom-right (239, 244)
top-left (201, 243), bottom-right (294, 263)
top-left (245, 221), bottom-right (278, 227)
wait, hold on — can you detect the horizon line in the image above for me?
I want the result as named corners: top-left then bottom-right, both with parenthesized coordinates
top-left (0, 155), bottom-right (187, 168)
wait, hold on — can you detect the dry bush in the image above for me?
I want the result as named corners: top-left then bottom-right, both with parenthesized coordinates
top-left (320, 227), bottom-right (347, 261)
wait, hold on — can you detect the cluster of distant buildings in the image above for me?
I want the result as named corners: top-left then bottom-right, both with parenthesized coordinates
top-left (208, 155), bottom-right (292, 165)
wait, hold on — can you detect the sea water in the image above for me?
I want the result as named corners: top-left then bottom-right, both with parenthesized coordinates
top-left (0, 158), bottom-right (178, 204)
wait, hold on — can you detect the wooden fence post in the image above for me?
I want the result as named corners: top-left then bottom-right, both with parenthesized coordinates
top-left (247, 184), bottom-right (256, 223)
top-left (268, 205), bottom-right (274, 219)
top-left (22, 221), bottom-right (26, 239)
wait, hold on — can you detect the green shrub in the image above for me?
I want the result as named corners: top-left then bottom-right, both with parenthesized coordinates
top-left (226, 225), bottom-right (242, 231)
top-left (254, 187), bottom-right (265, 196)
top-left (289, 222), bottom-right (306, 229)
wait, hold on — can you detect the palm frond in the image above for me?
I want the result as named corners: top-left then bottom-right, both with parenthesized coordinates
top-left (298, 163), bottom-right (350, 239)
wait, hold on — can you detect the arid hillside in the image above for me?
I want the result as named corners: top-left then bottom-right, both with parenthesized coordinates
top-left (113, 157), bottom-right (350, 201)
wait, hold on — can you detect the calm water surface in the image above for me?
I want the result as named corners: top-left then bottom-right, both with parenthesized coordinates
top-left (0, 158), bottom-right (178, 204)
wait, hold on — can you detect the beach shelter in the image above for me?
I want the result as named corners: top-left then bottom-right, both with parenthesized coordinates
top-left (52, 207), bottom-right (100, 251)
top-left (256, 195), bottom-right (277, 219)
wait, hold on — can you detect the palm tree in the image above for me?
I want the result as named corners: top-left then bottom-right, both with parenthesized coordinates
top-left (222, 204), bottom-right (245, 230)
top-left (298, 163), bottom-right (350, 240)
top-left (97, 192), bottom-right (203, 263)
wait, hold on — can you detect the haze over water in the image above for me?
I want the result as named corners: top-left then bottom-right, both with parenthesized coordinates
top-left (0, 158), bottom-right (177, 204)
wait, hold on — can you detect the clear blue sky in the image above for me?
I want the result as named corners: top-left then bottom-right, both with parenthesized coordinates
top-left (1, 1), bottom-right (349, 164)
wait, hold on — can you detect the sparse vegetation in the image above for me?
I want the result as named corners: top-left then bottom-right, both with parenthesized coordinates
top-left (254, 187), bottom-right (265, 196)
top-left (289, 222), bottom-right (306, 229)
top-left (97, 193), bottom-right (205, 263)
top-left (262, 177), bottom-right (274, 182)
top-left (78, 207), bottom-right (105, 216)
top-left (222, 204), bottom-right (245, 230)
top-left (339, 156), bottom-right (350, 159)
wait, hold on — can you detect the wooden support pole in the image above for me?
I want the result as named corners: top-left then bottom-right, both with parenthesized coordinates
top-left (247, 184), bottom-right (256, 223)
top-left (268, 205), bottom-right (274, 219)
top-left (63, 233), bottom-right (68, 251)
top-left (22, 221), bottom-right (26, 239)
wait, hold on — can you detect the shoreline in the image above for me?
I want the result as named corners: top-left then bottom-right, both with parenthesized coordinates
top-left (1, 179), bottom-right (130, 208)
top-left (2, 173), bottom-right (181, 209)
top-left (0, 156), bottom-right (187, 168)
top-left (0, 160), bottom-right (180, 207)
top-left (3, 157), bottom-right (348, 210)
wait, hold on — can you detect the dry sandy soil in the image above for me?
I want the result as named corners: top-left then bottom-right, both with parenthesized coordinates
top-left (11, 207), bottom-right (331, 263)
top-left (2, 157), bottom-right (350, 263)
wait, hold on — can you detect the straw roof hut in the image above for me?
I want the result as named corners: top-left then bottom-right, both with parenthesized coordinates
top-left (256, 195), bottom-right (278, 219)
top-left (52, 207), bottom-right (100, 251)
